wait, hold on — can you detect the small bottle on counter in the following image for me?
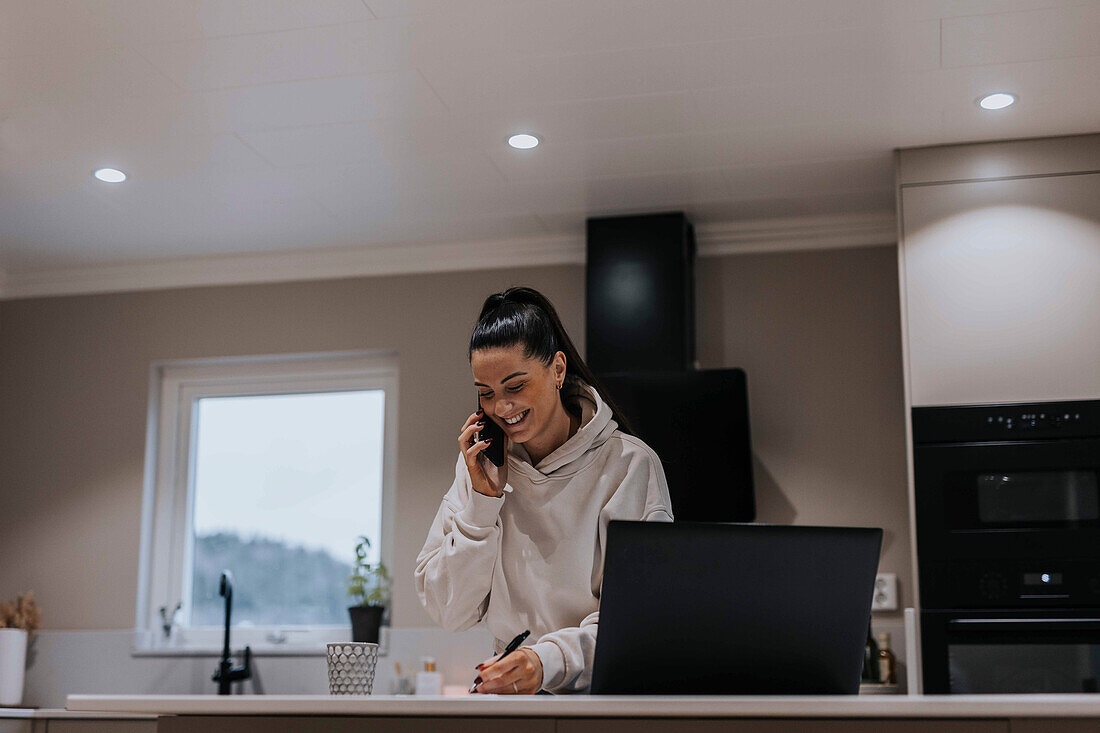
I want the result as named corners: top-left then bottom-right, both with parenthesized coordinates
top-left (415, 656), bottom-right (443, 695)
top-left (876, 632), bottom-right (897, 684)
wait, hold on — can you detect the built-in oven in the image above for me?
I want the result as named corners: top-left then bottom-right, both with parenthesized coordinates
top-left (912, 399), bottom-right (1100, 693)
top-left (921, 610), bottom-right (1100, 693)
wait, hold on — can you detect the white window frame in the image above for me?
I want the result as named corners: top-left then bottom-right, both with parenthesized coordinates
top-left (133, 350), bottom-right (398, 657)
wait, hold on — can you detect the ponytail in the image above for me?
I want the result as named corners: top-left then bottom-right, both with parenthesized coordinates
top-left (468, 286), bottom-right (637, 436)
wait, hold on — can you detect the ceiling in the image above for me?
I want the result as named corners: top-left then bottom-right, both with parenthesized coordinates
top-left (1, 0), bottom-right (1098, 288)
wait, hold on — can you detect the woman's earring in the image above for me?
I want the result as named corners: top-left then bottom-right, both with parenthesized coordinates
top-left (556, 382), bottom-right (562, 390)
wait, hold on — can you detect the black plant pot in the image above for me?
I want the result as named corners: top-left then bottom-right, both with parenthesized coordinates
top-left (348, 604), bottom-right (385, 643)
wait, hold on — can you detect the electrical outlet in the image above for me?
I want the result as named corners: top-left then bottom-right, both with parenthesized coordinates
top-left (872, 573), bottom-right (898, 611)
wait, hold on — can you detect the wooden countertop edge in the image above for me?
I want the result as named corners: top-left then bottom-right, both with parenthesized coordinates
top-left (64, 694), bottom-right (1100, 718)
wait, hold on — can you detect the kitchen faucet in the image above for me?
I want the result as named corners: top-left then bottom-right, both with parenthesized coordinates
top-left (212, 570), bottom-right (251, 694)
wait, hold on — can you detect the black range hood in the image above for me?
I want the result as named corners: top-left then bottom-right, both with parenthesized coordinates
top-left (584, 211), bottom-right (755, 522)
top-left (585, 212), bottom-right (696, 373)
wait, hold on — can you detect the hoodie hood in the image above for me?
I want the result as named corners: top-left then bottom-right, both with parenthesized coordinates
top-left (507, 382), bottom-right (618, 479)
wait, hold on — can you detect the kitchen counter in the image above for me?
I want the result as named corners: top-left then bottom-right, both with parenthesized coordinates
top-left (66, 693), bottom-right (1100, 717)
top-left (0, 707), bottom-right (159, 733)
top-left (0, 708), bottom-right (155, 719)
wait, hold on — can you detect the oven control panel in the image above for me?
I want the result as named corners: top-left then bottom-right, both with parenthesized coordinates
top-left (913, 398), bottom-right (1100, 444)
top-left (922, 560), bottom-right (1100, 609)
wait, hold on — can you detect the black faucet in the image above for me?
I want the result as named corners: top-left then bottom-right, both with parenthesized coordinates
top-left (212, 570), bottom-right (251, 695)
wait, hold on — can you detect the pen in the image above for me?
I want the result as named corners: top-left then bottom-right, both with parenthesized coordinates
top-left (469, 629), bottom-right (530, 693)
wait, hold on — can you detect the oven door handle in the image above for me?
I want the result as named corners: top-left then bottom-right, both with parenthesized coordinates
top-left (949, 618), bottom-right (1100, 632)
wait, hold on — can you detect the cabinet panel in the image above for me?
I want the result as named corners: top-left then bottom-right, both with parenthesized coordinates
top-left (47, 722), bottom-right (156, 733)
top-left (901, 172), bottom-right (1100, 406)
top-left (0, 721), bottom-right (32, 733)
top-left (1010, 720), bottom-right (1100, 733)
top-left (157, 716), bottom-right (554, 733)
top-left (560, 719), bottom-right (1009, 733)
top-left (897, 134), bottom-right (1100, 185)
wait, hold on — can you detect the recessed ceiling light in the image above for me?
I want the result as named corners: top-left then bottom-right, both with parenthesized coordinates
top-left (93, 167), bottom-right (127, 183)
top-left (507, 133), bottom-right (539, 150)
top-left (978, 93), bottom-right (1016, 110)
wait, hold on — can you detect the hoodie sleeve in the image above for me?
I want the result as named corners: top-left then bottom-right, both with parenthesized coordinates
top-left (414, 454), bottom-right (508, 632)
top-left (530, 441), bottom-right (674, 693)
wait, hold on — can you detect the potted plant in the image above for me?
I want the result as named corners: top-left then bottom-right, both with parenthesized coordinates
top-left (0, 591), bottom-right (41, 707)
top-left (346, 536), bottom-right (390, 643)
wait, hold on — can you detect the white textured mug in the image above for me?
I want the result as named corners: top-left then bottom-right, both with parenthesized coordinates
top-left (326, 642), bottom-right (379, 695)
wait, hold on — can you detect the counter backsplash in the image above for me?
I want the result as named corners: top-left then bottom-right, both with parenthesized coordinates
top-left (21, 621), bottom-right (907, 707)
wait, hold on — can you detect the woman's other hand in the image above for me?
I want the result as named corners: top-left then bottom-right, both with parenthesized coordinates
top-left (472, 647), bottom-right (543, 694)
top-left (459, 410), bottom-right (508, 498)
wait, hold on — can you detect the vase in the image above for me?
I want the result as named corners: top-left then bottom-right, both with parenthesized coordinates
top-left (348, 605), bottom-right (385, 643)
top-left (0, 628), bottom-right (28, 707)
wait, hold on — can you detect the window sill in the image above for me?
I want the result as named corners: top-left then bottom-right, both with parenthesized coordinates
top-left (131, 645), bottom-right (328, 658)
top-left (130, 627), bottom-right (390, 658)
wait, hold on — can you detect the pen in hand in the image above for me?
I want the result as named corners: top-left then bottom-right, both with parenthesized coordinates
top-left (469, 629), bottom-right (530, 693)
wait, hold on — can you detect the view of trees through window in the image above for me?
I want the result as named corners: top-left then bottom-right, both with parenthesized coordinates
top-left (191, 531), bottom-right (353, 626)
top-left (187, 389), bottom-right (384, 628)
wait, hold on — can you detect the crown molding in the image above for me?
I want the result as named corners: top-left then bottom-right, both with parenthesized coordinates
top-left (0, 211), bottom-right (896, 300)
top-left (0, 234), bottom-right (584, 301)
top-left (696, 211), bottom-right (897, 256)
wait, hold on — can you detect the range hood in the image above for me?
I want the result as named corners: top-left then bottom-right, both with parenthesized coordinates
top-left (585, 212), bottom-right (696, 374)
top-left (583, 211), bottom-right (755, 522)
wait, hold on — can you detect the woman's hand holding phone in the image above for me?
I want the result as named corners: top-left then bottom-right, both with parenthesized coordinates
top-left (459, 410), bottom-right (508, 498)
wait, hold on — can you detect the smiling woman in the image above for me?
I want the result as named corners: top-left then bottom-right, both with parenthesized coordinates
top-left (414, 287), bottom-right (675, 695)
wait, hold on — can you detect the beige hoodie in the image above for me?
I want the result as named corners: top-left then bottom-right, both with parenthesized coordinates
top-left (415, 382), bottom-right (674, 693)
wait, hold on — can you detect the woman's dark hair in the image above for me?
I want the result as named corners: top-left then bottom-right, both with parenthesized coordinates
top-left (468, 286), bottom-right (636, 436)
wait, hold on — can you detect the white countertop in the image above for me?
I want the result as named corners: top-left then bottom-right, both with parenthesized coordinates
top-left (65, 693), bottom-right (1100, 718)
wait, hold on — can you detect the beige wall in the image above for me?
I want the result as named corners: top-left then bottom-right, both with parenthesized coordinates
top-left (0, 245), bottom-right (910, 630)
top-left (696, 246), bottom-right (910, 608)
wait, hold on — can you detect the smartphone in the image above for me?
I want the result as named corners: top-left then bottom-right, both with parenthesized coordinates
top-left (475, 394), bottom-right (507, 467)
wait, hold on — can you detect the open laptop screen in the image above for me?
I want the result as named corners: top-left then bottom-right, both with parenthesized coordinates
top-left (590, 521), bottom-right (882, 695)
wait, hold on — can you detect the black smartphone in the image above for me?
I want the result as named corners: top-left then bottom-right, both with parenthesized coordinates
top-left (475, 394), bottom-right (507, 467)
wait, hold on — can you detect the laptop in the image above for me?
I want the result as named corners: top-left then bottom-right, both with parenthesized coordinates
top-left (589, 521), bottom-right (883, 695)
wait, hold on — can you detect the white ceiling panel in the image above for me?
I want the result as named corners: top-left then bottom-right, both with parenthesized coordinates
top-left (721, 156), bottom-right (895, 201)
top-left (942, 4), bottom-right (1100, 68)
top-left (903, 55), bottom-right (1100, 144)
top-left (0, 95), bottom-right (229, 170)
top-left (684, 188), bottom-right (898, 222)
top-left (192, 0), bottom-right (377, 38)
top-left (0, 133), bottom-right (275, 207)
top-left (236, 114), bottom-right (476, 168)
top-left (912, 0), bottom-right (1099, 20)
top-left (419, 21), bottom-right (939, 112)
top-left (479, 92), bottom-right (704, 147)
top-left (516, 167), bottom-right (735, 215)
top-left (326, 211), bottom-right (548, 249)
top-left (0, 1), bottom-right (203, 58)
top-left (486, 121), bottom-right (892, 183)
top-left (135, 19), bottom-right (416, 91)
top-left (491, 0), bottom-right (933, 58)
top-left (0, 47), bottom-right (174, 111)
top-left (534, 186), bottom-right (897, 235)
top-left (363, 0), bottom-right (509, 18)
top-left (185, 72), bottom-right (446, 132)
top-left (0, 0), bottom-right (377, 57)
top-left (297, 150), bottom-right (508, 216)
top-left (1, 0), bottom-right (1098, 282)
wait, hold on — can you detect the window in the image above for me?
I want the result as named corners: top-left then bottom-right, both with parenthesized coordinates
top-left (134, 351), bottom-right (397, 655)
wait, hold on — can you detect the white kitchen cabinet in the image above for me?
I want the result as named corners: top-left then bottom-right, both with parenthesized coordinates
top-left (898, 136), bottom-right (1100, 406)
